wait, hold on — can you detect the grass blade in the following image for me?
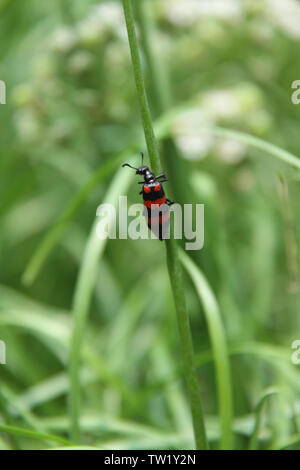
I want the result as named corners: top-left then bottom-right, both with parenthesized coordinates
top-left (22, 152), bottom-right (127, 286)
top-left (69, 166), bottom-right (132, 442)
top-left (0, 424), bottom-right (72, 447)
top-left (121, 0), bottom-right (208, 450)
top-left (180, 251), bottom-right (233, 450)
top-left (201, 126), bottom-right (300, 170)
top-left (249, 388), bottom-right (278, 450)
top-left (156, 108), bottom-right (300, 170)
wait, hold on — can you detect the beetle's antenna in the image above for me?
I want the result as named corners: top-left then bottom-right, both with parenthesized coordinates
top-left (122, 163), bottom-right (138, 170)
top-left (140, 152), bottom-right (144, 165)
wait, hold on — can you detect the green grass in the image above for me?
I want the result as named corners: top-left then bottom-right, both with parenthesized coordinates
top-left (69, 166), bottom-right (133, 442)
top-left (122, 0), bottom-right (210, 449)
top-left (181, 251), bottom-right (233, 449)
top-left (0, 0), bottom-right (300, 451)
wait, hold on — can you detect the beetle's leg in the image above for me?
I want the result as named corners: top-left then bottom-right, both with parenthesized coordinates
top-left (138, 181), bottom-right (144, 184)
top-left (166, 198), bottom-right (174, 206)
top-left (139, 190), bottom-right (143, 194)
top-left (156, 173), bottom-right (168, 180)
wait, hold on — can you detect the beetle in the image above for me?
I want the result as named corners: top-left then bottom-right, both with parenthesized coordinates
top-left (122, 152), bottom-right (174, 240)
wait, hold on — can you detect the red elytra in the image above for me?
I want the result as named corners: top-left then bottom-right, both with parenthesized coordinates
top-left (122, 154), bottom-right (174, 240)
top-left (143, 196), bottom-right (166, 208)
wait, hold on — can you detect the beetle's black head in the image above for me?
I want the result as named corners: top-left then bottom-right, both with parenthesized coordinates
top-left (135, 165), bottom-right (149, 175)
top-left (122, 152), bottom-right (150, 175)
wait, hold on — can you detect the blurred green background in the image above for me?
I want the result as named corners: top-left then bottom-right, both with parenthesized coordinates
top-left (0, 0), bottom-right (300, 450)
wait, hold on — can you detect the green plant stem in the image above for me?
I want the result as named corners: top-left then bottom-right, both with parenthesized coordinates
top-left (134, 0), bottom-right (171, 116)
top-left (121, 0), bottom-right (208, 450)
top-left (57, 0), bottom-right (74, 24)
top-left (134, 0), bottom-right (191, 206)
top-left (165, 238), bottom-right (209, 450)
top-left (122, 0), bottom-right (160, 175)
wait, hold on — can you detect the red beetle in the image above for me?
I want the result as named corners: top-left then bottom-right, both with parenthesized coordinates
top-left (122, 153), bottom-right (174, 240)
